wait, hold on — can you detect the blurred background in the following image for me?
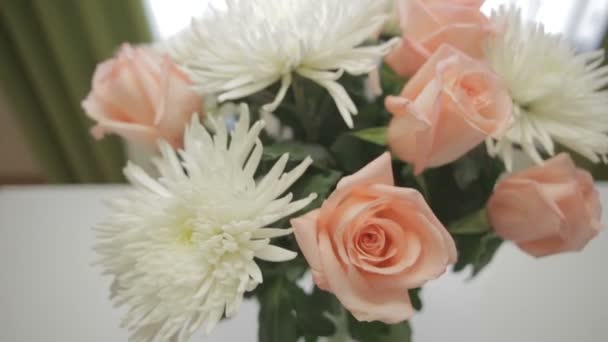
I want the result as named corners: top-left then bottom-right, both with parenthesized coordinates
top-left (1, 0), bottom-right (608, 185)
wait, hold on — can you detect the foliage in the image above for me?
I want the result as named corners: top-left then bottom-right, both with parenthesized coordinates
top-left (348, 315), bottom-right (412, 342)
top-left (422, 147), bottom-right (505, 276)
top-left (257, 277), bottom-right (338, 342)
top-left (453, 233), bottom-right (504, 277)
top-left (351, 127), bottom-right (387, 146)
top-left (252, 63), bottom-right (505, 340)
top-left (423, 146), bottom-right (504, 224)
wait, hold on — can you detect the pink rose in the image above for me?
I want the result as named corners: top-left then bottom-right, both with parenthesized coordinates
top-left (488, 153), bottom-right (603, 258)
top-left (385, 45), bottom-right (512, 174)
top-left (82, 44), bottom-right (202, 148)
top-left (386, 0), bottom-right (492, 77)
top-left (291, 153), bottom-right (457, 323)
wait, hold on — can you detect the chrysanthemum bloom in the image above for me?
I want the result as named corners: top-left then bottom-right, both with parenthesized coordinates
top-left (164, 0), bottom-right (399, 128)
top-left (484, 6), bottom-right (608, 170)
top-left (95, 104), bottom-right (316, 341)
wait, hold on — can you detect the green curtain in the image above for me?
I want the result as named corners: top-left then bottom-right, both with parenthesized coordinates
top-left (0, 0), bottom-right (153, 183)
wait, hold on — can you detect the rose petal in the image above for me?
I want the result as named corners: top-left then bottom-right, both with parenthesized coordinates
top-left (84, 95), bottom-right (159, 145)
top-left (388, 211), bottom-right (453, 288)
top-left (385, 38), bottom-right (431, 78)
top-left (488, 180), bottom-right (565, 243)
top-left (386, 78), bottom-right (442, 174)
top-left (420, 22), bottom-right (490, 60)
top-left (387, 0), bottom-right (490, 77)
top-left (351, 218), bottom-right (422, 276)
top-left (155, 56), bottom-right (202, 147)
top-left (335, 197), bottom-right (389, 265)
top-left (368, 184), bottom-right (457, 263)
top-left (82, 44), bottom-right (203, 148)
top-left (94, 47), bottom-right (156, 125)
top-left (387, 45), bottom-right (512, 172)
top-left (318, 233), bottom-right (415, 324)
top-left (291, 210), bottom-right (330, 290)
top-left (319, 153), bottom-right (394, 233)
top-left (488, 153), bottom-right (603, 258)
top-left (514, 153), bottom-right (578, 183)
top-left (336, 152), bottom-right (394, 190)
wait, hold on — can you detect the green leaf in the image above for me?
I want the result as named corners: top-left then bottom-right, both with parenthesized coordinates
top-left (453, 235), bottom-right (481, 272)
top-left (409, 288), bottom-right (423, 312)
top-left (351, 127), bottom-right (387, 146)
top-left (382, 321), bottom-right (412, 342)
top-left (287, 283), bottom-right (336, 338)
top-left (400, 164), bottom-right (430, 200)
top-left (453, 232), bottom-right (504, 277)
top-left (263, 142), bottom-right (336, 169)
top-left (310, 286), bottom-right (342, 315)
top-left (380, 62), bottom-right (407, 95)
top-left (290, 168), bottom-right (342, 212)
top-left (472, 233), bottom-right (503, 276)
top-left (256, 273), bottom-right (341, 342)
top-left (423, 146), bottom-right (504, 224)
top-left (258, 278), bottom-right (298, 342)
top-left (348, 315), bottom-right (411, 342)
top-left (331, 133), bottom-right (386, 173)
top-left (347, 314), bottom-right (390, 342)
top-left (449, 208), bottom-right (491, 235)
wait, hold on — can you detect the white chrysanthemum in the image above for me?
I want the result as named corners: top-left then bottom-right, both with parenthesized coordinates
top-left (95, 104), bottom-right (316, 341)
top-left (164, 0), bottom-right (398, 128)
top-left (484, 6), bottom-right (608, 170)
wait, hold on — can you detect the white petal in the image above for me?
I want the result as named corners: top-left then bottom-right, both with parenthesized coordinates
top-left (245, 261), bottom-right (264, 284)
top-left (261, 73), bottom-right (292, 113)
top-left (252, 228), bottom-right (294, 239)
top-left (486, 6), bottom-right (608, 166)
top-left (203, 308), bottom-right (223, 335)
top-left (164, 0), bottom-right (394, 129)
top-left (255, 245), bottom-right (298, 262)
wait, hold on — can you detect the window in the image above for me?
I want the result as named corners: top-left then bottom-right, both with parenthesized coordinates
top-left (145, 0), bottom-right (608, 50)
top-left (483, 0), bottom-right (608, 50)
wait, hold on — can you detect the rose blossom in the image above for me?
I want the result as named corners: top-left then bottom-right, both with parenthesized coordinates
top-left (82, 44), bottom-right (202, 148)
top-left (385, 0), bottom-right (492, 77)
top-left (385, 44), bottom-right (512, 174)
top-left (291, 153), bottom-right (457, 323)
top-left (488, 153), bottom-right (602, 258)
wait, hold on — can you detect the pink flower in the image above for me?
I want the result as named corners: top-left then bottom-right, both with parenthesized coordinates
top-left (488, 153), bottom-right (603, 258)
top-left (385, 45), bottom-right (512, 174)
top-left (82, 44), bottom-right (202, 148)
top-left (291, 153), bottom-right (456, 323)
top-left (385, 0), bottom-right (492, 77)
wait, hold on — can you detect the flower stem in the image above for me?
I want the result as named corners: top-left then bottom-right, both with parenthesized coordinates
top-left (292, 77), bottom-right (320, 143)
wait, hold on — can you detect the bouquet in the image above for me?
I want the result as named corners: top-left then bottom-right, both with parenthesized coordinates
top-left (84, 1), bottom-right (607, 341)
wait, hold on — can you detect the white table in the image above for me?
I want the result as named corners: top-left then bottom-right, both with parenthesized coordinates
top-left (0, 185), bottom-right (606, 342)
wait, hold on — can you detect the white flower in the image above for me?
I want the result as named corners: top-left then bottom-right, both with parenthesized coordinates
top-left (484, 6), bottom-right (608, 170)
top-left (94, 104), bottom-right (316, 341)
top-left (164, 0), bottom-right (398, 128)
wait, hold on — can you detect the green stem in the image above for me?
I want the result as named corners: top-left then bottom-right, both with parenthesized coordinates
top-left (292, 78), bottom-right (319, 142)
